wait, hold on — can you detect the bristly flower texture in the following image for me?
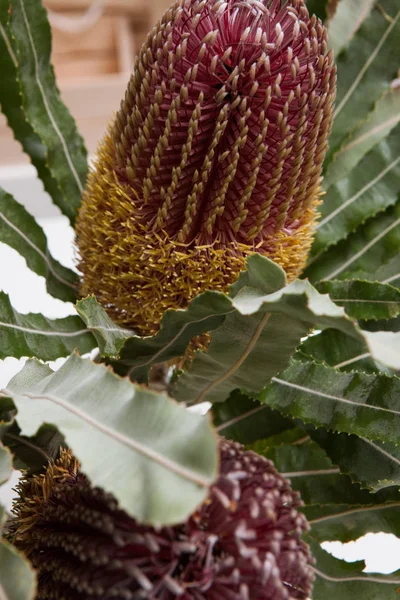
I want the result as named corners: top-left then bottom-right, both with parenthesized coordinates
top-left (76, 0), bottom-right (336, 334)
top-left (10, 440), bottom-right (314, 599)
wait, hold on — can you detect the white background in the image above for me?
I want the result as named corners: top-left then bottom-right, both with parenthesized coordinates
top-left (1, 163), bottom-right (400, 576)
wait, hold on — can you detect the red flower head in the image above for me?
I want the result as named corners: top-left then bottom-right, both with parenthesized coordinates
top-left (11, 440), bottom-right (314, 599)
top-left (76, 0), bottom-right (336, 333)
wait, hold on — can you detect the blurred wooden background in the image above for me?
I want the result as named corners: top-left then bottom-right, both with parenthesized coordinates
top-left (0, 0), bottom-right (172, 165)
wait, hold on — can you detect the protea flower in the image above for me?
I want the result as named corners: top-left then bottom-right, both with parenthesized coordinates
top-left (10, 439), bottom-right (314, 599)
top-left (76, 0), bottom-right (336, 334)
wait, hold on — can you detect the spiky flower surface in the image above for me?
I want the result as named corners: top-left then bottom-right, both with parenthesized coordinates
top-left (76, 0), bottom-right (336, 334)
top-left (10, 440), bottom-right (314, 600)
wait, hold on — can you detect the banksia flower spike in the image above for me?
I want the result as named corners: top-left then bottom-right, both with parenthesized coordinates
top-left (76, 0), bottom-right (336, 334)
top-left (10, 440), bottom-right (314, 599)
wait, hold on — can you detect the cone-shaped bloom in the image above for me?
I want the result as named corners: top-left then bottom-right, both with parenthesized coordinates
top-left (10, 440), bottom-right (314, 599)
top-left (76, 0), bottom-right (336, 334)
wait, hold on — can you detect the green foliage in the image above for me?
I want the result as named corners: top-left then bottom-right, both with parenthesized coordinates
top-left (0, 443), bottom-right (36, 599)
top-left (327, 0), bottom-right (400, 160)
top-left (316, 279), bottom-right (400, 321)
top-left (0, 188), bottom-right (79, 302)
top-left (172, 255), bottom-right (400, 403)
top-left (2, 354), bottom-right (218, 526)
top-left (0, 0), bottom-right (87, 223)
top-left (311, 428), bottom-right (400, 492)
top-left (259, 358), bottom-right (400, 444)
top-left (0, 541), bottom-right (37, 600)
top-left (0, 290), bottom-right (95, 360)
top-left (1, 0), bottom-right (400, 596)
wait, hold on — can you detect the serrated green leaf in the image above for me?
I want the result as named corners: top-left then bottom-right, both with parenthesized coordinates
top-left (0, 442), bottom-right (12, 487)
top-left (251, 438), bottom-right (399, 506)
top-left (5, 0), bottom-right (88, 224)
top-left (2, 354), bottom-right (218, 526)
top-left (114, 254), bottom-right (281, 382)
top-left (327, 0), bottom-right (400, 160)
top-left (0, 291), bottom-right (95, 360)
top-left (0, 0), bottom-right (69, 219)
top-left (0, 188), bottom-right (79, 302)
top-left (75, 296), bottom-right (133, 358)
top-left (306, 202), bottom-right (400, 283)
top-left (299, 329), bottom-right (385, 374)
top-left (317, 279), bottom-right (400, 320)
top-left (0, 540), bottom-right (36, 600)
top-left (327, 0), bottom-right (375, 56)
top-left (311, 428), bottom-right (400, 492)
top-left (311, 125), bottom-right (400, 261)
top-left (77, 292), bottom-right (231, 379)
top-left (324, 89), bottom-right (400, 191)
top-left (259, 358), bottom-right (400, 445)
top-left (2, 422), bottom-right (64, 474)
top-left (309, 540), bottom-right (400, 600)
top-left (172, 255), bottom-right (400, 404)
top-left (306, 500), bottom-right (400, 543)
top-left (213, 390), bottom-right (294, 444)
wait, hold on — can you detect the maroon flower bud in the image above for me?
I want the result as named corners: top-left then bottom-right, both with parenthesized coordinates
top-left (10, 440), bottom-right (314, 599)
top-left (76, 0), bottom-right (336, 333)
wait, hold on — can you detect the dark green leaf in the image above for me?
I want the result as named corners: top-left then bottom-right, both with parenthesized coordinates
top-left (311, 428), bottom-right (400, 492)
top-left (0, 0), bottom-right (71, 220)
top-left (311, 124), bottom-right (400, 261)
top-left (251, 438), bottom-right (399, 506)
top-left (323, 91), bottom-right (400, 191)
top-left (309, 541), bottom-right (400, 600)
top-left (259, 358), bottom-right (400, 445)
top-left (2, 422), bottom-right (64, 474)
top-left (299, 329), bottom-right (385, 374)
top-left (317, 279), bottom-right (400, 321)
top-left (5, 0), bottom-right (88, 223)
top-left (213, 391), bottom-right (294, 445)
top-left (306, 202), bottom-right (400, 283)
top-left (327, 0), bottom-right (400, 161)
top-left (0, 188), bottom-right (79, 302)
top-left (2, 354), bottom-right (218, 526)
top-left (0, 290), bottom-right (95, 360)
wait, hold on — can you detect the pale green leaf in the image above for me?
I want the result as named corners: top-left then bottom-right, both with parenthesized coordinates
top-left (327, 0), bottom-right (375, 56)
top-left (5, 0), bottom-right (88, 223)
top-left (0, 188), bottom-right (79, 302)
top-left (2, 354), bottom-right (218, 526)
top-left (0, 291), bottom-right (95, 360)
top-left (75, 296), bottom-right (133, 358)
top-left (0, 443), bottom-right (12, 487)
top-left (0, 541), bottom-right (36, 600)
